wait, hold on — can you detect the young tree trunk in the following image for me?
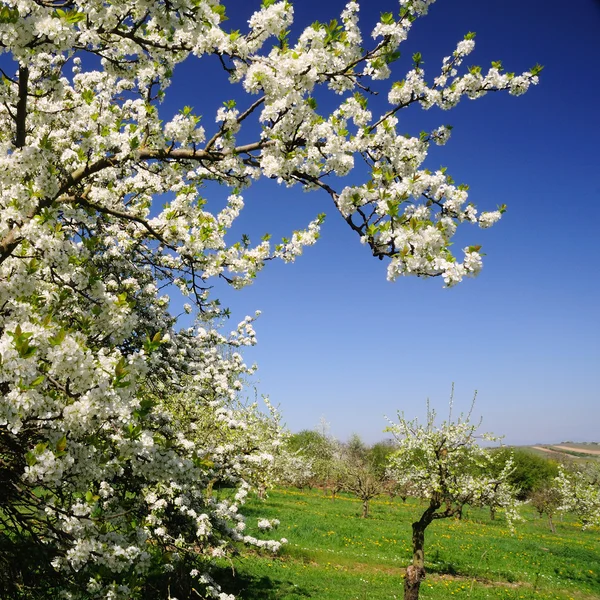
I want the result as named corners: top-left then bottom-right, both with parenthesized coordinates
top-left (489, 506), bottom-right (496, 521)
top-left (206, 479), bottom-right (216, 498)
top-left (257, 483), bottom-right (267, 500)
top-left (362, 499), bottom-right (369, 518)
top-left (548, 514), bottom-right (556, 534)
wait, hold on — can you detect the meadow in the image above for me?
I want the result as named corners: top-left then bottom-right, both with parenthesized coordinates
top-left (215, 488), bottom-right (600, 600)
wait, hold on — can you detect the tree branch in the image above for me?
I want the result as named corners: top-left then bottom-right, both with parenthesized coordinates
top-left (15, 67), bottom-right (28, 148)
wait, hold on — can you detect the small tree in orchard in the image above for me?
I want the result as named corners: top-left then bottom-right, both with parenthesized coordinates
top-left (556, 462), bottom-right (600, 529)
top-left (340, 434), bottom-right (388, 518)
top-left (386, 394), bottom-right (520, 600)
top-left (272, 447), bottom-right (315, 490)
top-left (0, 0), bottom-right (538, 597)
top-left (530, 483), bottom-right (562, 533)
top-left (368, 439), bottom-right (397, 479)
top-left (287, 428), bottom-right (337, 491)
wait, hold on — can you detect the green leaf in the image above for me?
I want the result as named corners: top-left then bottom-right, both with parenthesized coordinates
top-left (116, 292), bottom-right (129, 307)
top-left (385, 50), bottom-right (401, 65)
top-left (61, 10), bottom-right (85, 24)
top-left (49, 328), bottom-right (67, 347)
top-left (85, 491), bottom-right (94, 504)
top-left (212, 4), bottom-right (227, 22)
top-left (30, 375), bottom-right (45, 387)
top-left (0, 6), bottom-right (19, 24)
top-left (56, 436), bottom-right (67, 452)
top-left (380, 12), bottom-right (394, 25)
top-left (136, 398), bottom-right (154, 419)
top-left (82, 89), bottom-right (94, 105)
top-left (530, 63), bottom-right (544, 77)
top-left (143, 331), bottom-right (163, 354)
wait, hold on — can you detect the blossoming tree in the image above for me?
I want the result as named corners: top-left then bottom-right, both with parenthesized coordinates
top-left (556, 462), bottom-right (600, 529)
top-left (386, 395), bottom-right (520, 600)
top-left (0, 0), bottom-right (538, 597)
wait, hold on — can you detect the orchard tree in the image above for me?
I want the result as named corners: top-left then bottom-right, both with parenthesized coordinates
top-left (0, 0), bottom-right (539, 598)
top-left (556, 462), bottom-right (600, 529)
top-left (530, 483), bottom-right (562, 533)
top-left (287, 428), bottom-right (347, 496)
top-left (386, 395), bottom-right (520, 600)
top-left (272, 446), bottom-right (315, 490)
top-left (340, 434), bottom-right (388, 518)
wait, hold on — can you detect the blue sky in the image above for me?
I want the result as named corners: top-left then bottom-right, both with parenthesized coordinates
top-left (167, 0), bottom-right (600, 445)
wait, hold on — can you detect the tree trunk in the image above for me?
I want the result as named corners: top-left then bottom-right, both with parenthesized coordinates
top-left (206, 479), bottom-right (216, 498)
top-left (362, 499), bottom-right (369, 518)
top-left (548, 514), bottom-right (556, 534)
top-left (490, 506), bottom-right (496, 521)
top-left (404, 520), bottom-right (426, 600)
top-left (404, 498), bottom-right (439, 600)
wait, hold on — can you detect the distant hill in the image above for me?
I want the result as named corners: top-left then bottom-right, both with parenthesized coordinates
top-left (520, 442), bottom-right (600, 461)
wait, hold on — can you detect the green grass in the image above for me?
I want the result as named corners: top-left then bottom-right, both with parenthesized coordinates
top-left (214, 488), bottom-right (600, 600)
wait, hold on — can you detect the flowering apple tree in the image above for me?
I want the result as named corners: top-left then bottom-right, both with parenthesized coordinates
top-left (386, 395), bottom-right (520, 600)
top-left (556, 463), bottom-right (600, 529)
top-left (0, 0), bottom-right (538, 597)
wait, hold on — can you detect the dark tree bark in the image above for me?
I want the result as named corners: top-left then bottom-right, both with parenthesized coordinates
top-left (403, 497), bottom-right (441, 600)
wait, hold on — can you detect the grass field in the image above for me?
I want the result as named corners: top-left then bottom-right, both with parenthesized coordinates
top-left (524, 445), bottom-right (600, 461)
top-left (214, 488), bottom-right (600, 600)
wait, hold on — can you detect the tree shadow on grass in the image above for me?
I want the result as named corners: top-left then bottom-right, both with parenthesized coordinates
top-left (214, 567), bottom-right (313, 599)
